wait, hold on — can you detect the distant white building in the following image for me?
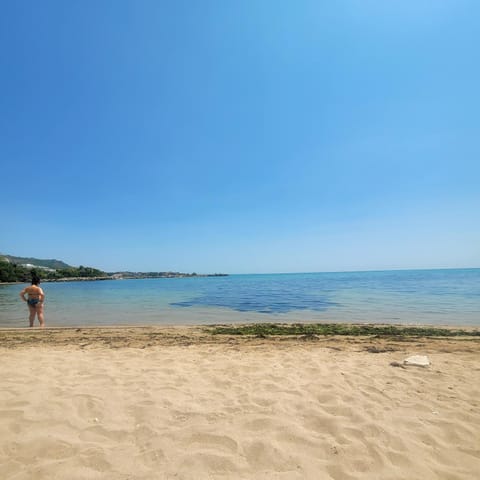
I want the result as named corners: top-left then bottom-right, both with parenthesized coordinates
top-left (21, 264), bottom-right (56, 273)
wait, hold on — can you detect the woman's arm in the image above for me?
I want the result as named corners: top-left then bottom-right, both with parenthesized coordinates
top-left (39, 288), bottom-right (45, 303)
top-left (19, 288), bottom-right (28, 302)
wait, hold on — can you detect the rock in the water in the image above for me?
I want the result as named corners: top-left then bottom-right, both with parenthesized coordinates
top-left (404, 355), bottom-right (430, 367)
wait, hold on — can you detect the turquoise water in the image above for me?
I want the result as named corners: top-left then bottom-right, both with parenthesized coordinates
top-left (0, 269), bottom-right (479, 328)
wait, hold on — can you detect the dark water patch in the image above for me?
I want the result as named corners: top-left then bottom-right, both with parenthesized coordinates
top-left (171, 295), bottom-right (338, 314)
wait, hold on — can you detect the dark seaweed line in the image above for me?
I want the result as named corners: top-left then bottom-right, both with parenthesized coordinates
top-left (207, 323), bottom-right (480, 337)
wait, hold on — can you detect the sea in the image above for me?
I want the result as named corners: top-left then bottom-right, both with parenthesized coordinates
top-left (0, 269), bottom-right (479, 328)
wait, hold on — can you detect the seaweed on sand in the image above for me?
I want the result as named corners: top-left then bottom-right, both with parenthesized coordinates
top-left (207, 323), bottom-right (480, 338)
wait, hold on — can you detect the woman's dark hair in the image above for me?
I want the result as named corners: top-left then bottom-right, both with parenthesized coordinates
top-left (31, 274), bottom-right (41, 286)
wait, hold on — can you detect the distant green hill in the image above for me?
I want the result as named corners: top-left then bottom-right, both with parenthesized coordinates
top-left (0, 254), bottom-right (71, 269)
top-left (0, 254), bottom-right (107, 282)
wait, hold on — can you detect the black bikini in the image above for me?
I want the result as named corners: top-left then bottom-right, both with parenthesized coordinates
top-left (27, 298), bottom-right (40, 307)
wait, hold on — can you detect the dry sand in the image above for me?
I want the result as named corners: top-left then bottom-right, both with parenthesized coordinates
top-left (1, 326), bottom-right (479, 479)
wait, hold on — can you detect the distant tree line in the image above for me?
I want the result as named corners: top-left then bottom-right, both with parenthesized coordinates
top-left (0, 261), bottom-right (31, 282)
top-left (0, 260), bottom-right (106, 282)
top-left (54, 265), bottom-right (106, 278)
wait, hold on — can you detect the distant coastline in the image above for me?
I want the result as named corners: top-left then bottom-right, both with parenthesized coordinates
top-left (1, 273), bottom-right (228, 284)
top-left (109, 272), bottom-right (228, 280)
top-left (0, 253), bottom-right (228, 283)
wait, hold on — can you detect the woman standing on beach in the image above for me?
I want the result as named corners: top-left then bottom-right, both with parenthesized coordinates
top-left (20, 274), bottom-right (45, 327)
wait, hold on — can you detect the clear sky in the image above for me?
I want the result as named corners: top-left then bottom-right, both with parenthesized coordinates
top-left (1, 1), bottom-right (479, 273)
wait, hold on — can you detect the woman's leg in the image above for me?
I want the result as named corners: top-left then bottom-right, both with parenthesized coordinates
top-left (36, 304), bottom-right (45, 328)
top-left (28, 305), bottom-right (36, 327)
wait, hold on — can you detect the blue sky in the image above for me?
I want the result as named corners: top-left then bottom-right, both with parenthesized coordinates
top-left (1, 1), bottom-right (479, 273)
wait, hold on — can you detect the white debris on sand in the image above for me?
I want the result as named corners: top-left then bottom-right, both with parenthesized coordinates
top-left (404, 355), bottom-right (431, 367)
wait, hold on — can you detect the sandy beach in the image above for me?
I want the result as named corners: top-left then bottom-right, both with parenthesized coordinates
top-left (1, 326), bottom-right (479, 479)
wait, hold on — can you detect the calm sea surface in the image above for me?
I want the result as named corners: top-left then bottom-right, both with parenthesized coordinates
top-left (0, 269), bottom-right (479, 328)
